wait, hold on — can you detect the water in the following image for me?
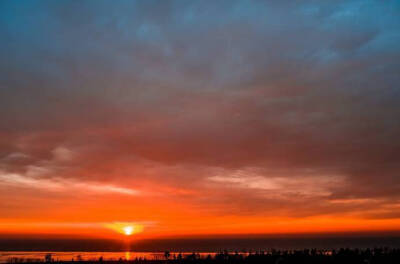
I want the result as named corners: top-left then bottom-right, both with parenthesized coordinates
top-left (3, 236), bottom-right (400, 252)
top-left (2, 236), bottom-right (400, 263)
top-left (0, 252), bottom-right (218, 263)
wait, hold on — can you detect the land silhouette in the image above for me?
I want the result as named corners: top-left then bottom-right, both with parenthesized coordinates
top-left (6, 248), bottom-right (400, 264)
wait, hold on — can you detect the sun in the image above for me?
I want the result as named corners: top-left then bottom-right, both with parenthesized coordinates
top-left (103, 222), bottom-right (143, 236)
top-left (123, 226), bottom-right (134, 236)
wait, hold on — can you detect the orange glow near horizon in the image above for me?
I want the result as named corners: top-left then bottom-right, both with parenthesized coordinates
top-left (2, 215), bottom-right (400, 239)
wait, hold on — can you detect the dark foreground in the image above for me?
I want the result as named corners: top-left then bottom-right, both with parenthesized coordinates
top-left (7, 248), bottom-right (400, 264)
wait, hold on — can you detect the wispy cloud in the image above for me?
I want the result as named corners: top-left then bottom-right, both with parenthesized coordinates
top-left (0, 170), bottom-right (139, 196)
top-left (208, 169), bottom-right (345, 197)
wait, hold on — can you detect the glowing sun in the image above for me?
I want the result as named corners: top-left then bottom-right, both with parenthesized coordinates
top-left (123, 226), bottom-right (134, 236)
top-left (103, 222), bottom-right (143, 236)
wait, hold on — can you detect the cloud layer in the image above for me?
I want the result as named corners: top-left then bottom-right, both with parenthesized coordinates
top-left (1, 0), bottom-right (400, 236)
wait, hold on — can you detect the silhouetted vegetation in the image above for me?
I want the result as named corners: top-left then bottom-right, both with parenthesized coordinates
top-left (6, 248), bottom-right (400, 264)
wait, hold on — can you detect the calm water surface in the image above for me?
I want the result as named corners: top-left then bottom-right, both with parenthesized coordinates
top-left (0, 252), bottom-right (218, 263)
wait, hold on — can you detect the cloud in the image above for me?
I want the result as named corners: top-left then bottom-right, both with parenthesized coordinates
top-left (0, 170), bottom-right (139, 196)
top-left (0, 0), bottom-right (400, 232)
top-left (208, 169), bottom-right (345, 197)
top-left (52, 147), bottom-right (74, 162)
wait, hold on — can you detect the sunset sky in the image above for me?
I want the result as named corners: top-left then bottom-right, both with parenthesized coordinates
top-left (1, 0), bottom-right (400, 239)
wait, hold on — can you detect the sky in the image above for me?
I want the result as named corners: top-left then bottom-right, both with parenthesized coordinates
top-left (0, 0), bottom-right (400, 239)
